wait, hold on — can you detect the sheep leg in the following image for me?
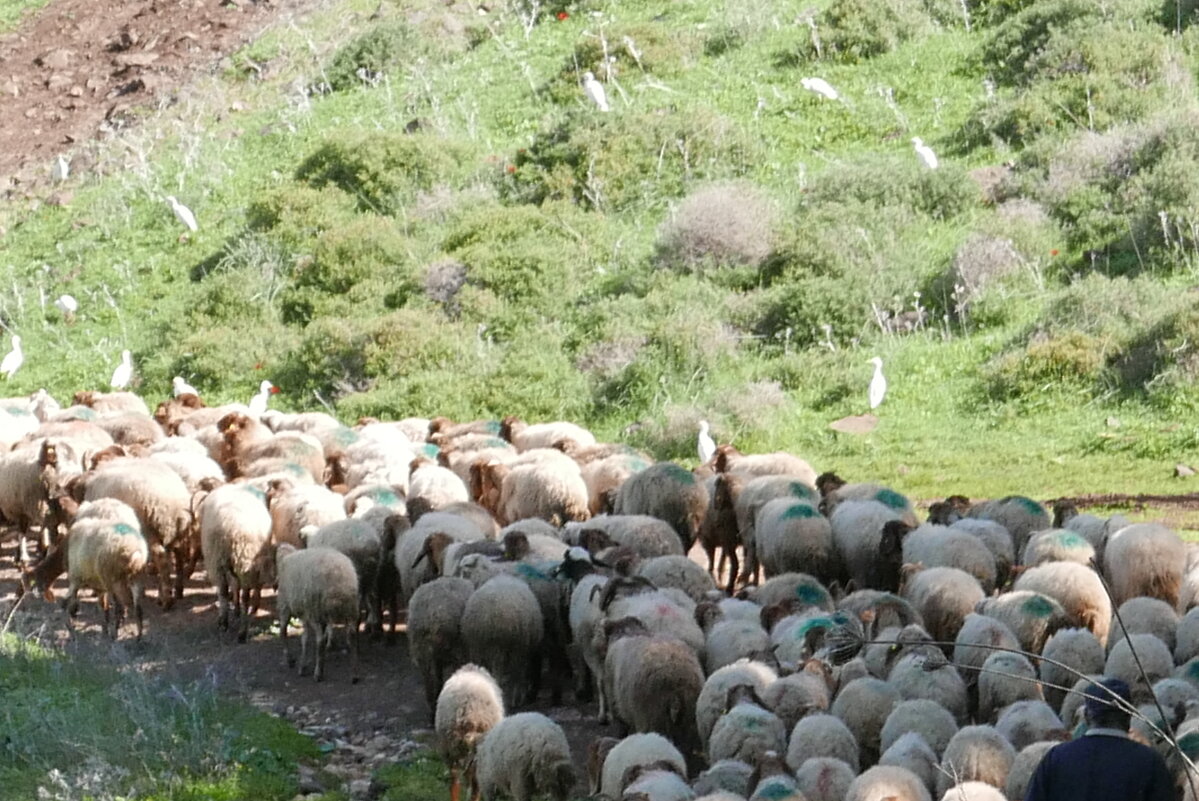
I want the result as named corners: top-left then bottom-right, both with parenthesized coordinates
top-left (215, 572), bottom-right (231, 632)
top-left (300, 621), bottom-right (315, 678)
top-left (131, 579), bottom-right (144, 641)
top-left (349, 624), bottom-right (360, 684)
top-left (110, 583), bottom-right (135, 640)
top-left (172, 547), bottom-right (187, 601)
top-left (149, 543), bottom-right (173, 610)
top-left (449, 767), bottom-right (461, 801)
top-left (280, 605), bottom-right (295, 668)
top-left (724, 548), bottom-right (740, 596)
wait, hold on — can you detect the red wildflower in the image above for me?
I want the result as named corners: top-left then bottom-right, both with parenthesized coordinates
top-left (506, 165), bottom-right (516, 174)
top-left (1050, 249), bottom-right (1060, 256)
top-left (556, 11), bottom-right (568, 20)
top-left (254, 362), bottom-right (264, 370)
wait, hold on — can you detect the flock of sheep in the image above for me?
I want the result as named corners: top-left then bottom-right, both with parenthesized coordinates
top-left (3, 386), bottom-right (1199, 801)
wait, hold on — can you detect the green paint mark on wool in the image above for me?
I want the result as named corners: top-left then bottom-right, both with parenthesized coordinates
top-left (754, 778), bottom-right (798, 800)
top-left (661, 463), bottom-right (696, 484)
top-left (781, 502), bottom-right (818, 520)
top-left (795, 617), bottom-right (833, 639)
top-left (1022, 594), bottom-right (1056, 618)
top-left (368, 488), bottom-right (401, 506)
top-left (112, 523), bottom-right (138, 536)
top-left (244, 485), bottom-right (267, 501)
top-left (480, 436), bottom-right (508, 449)
top-left (420, 443), bottom-right (440, 459)
top-left (3, 406), bottom-right (31, 418)
top-left (1054, 531), bottom-right (1087, 548)
top-left (516, 563), bottom-right (553, 582)
top-left (795, 583), bottom-right (829, 605)
top-left (482, 420), bottom-right (502, 435)
top-left (1010, 496), bottom-right (1045, 516)
top-left (1188, 660), bottom-right (1199, 679)
top-left (332, 426), bottom-right (359, 446)
top-left (876, 489), bottom-right (908, 510)
top-left (1178, 730), bottom-right (1199, 758)
top-left (788, 482), bottom-right (817, 501)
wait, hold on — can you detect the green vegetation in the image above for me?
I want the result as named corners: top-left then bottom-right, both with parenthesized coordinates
top-left (0, 633), bottom-right (319, 801)
top-left (3, 0), bottom-right (1199, 505)
top-left (0, 0), bottom-right (49, 32)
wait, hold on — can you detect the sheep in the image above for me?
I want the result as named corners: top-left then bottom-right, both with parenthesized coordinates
top-left (435, 664), bottom-right (505, 801)
top-left (580, 453), bottom-right (651, 517)
top-left (474, 712), bottom-right (574, 801)
top-left (888, 650), bottom-right (968, 724)
top-left (936, 726), bottom-right (1015, 797)
top-left (1039, 627), bottom-right (1104, 712)
top-left (953, 613), bottom-right (1021, 716)
top-left (149, 449), bottom-right (225, 493)
top-left (732, 474), bottom-right (821, 583)
top-left (566, 514), bottom-right (686, 560)
top-left (614, 462), bottom-right (709, 553)
top-left (752, 572), bottom-right (835, 612)
top-left (1013, 562), bottom-right (1112, 646)
top-left (198, 484), bottom-right (273, 641)
top-left (407, 576), bottom-right (475, 717)
top-left (845, 765), bottom-right (931, 801)
top-left (499, 416), bottom-right (594, 453)
top-left (638, 555), bottom-right (716, 603)
top-left (762, 665), bottom-right (832, 730)
top-left (1105, 633), bottom-right (1174, 704)
top-left (275, 544), bottom-right (360, 683)
top-left (487, 459), bottom-right (589, 527)
top-left (1058, 675), bottom-right (1102, 729)
top-left (602, 581), bottom-right (705, 655)
top-left (266, 479), bottom-right (346, 548)
top-left (408, 458), bottom-right (470, 523)
top-left (61, 503), bottom-right (148, 640)
top-left (398, 511), bottom-right (490, 605)
top-left (93, 411), bottom-right (163, 450)
top-left (427, 416), bottom-right (501, 441)
top-left (1104, 522), bottom-right (1186, 608)
top-left (900, 565), bottom-right (984, 645)
top-left (715, 445), bottom-right (818, 487)
top-left (693, 759), bottom-right (754, 799)
top-left (1004, 741), bottom-right (1057, 801)
top-left (303, 518), bottom-right (384, 634)
top-left (693, 793), bottom-right (746, 801)
top-left (701, 611), bottom-right (771, 675)
top-left (218, 412), bottom-right (325, 483)
top-left (902, 524), bottom-right (997, 593)
top-left (709, 685), bottom-right (788, 767)
top-left (793, 757), bottom-right (855, 801)
top-left (977, 652), bottom-right (1042, 723)
top-left (1108, 596), bottom-right (1179, 655)
top-left (696, 660), bottom-right (779, 751)
top-left (994, 700), bottom-right (1066, 750)
top-left (975, 590), bottom-right (1072, 656)
top-left (830, 500), bottom-right (904, 590)
top-left (879, 732), bottom-right (938, 796)
top-left (838, 589), bottom-right (920, 632)
top-left (622, 768), bottom-right (695, 800)
top-left (831, 677), bottom-right (900, 766)
top-left (0, 442), bottom-right (57, 563)
top-left (754, 498), bottom-right (837, 585)
top-left (603, 616), bottom-right (705, 761)
top-left (937, 782), bottom-right (1005, 801)
top-left (700, 473), bottom-right (745, 593)
top-left (947, 518), bottom-right (1014, 588)
top-left (73, 390), bottom-right (150, 417)
top-left (768, 610), bottom-right (848, 666)
top-left (461, 574), bottom-right (544, 708)
top-left (861, 623), bottom-right (932, 680)
top-left (880, 699), bottom-right (959, 758)
top-left (786, 713), bottom-right (860, 774)
top-left (966, 495), bottom-right (1049, 557)
top-left (817, 472), bottom-right (919, 526)
top-left (1021, 528), bottom-right (1095, 568)
top-left (1176, 607), bottom-right (1199, 665)
top-left (600, 733), bottom-right (687, 799)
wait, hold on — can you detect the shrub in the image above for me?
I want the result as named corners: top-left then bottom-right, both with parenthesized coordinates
top-left (324, 22), bottom-right (420, 91)
top-left (804, 156), bottom-right (979, 220)
top-left (245, 183), bottom-right (359, 254)
top-left (295, 132), bottom-right (470, 214)
top-left (170, 323), bottom-right (299, 398)
top-left (980, 0), bottom-right (1098, 84)
top-left (423, 258), bottom-right (468, 315)
top-left (795, 0), bottom-right (959, 63)
top-left (654, 181), bottom-right (778, 274)
top-left (1114, 304), bottom-right (1199, 404)
top-left (549, 22), bottom-right (701, 95)
top-left (280, 317), bottom-right (373, 398)
top-left (985, 330), bottom-right (1107, 399)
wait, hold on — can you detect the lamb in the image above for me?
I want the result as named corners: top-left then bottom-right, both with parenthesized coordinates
top-left (696, 660), bottom-right (779, 750)
top-left (830, 500), bottom-right (904, 590)
top-left (638, 554), bottom-right (717, 602)
top-left (1105, 633), bottom-right (1174, 703)
top-left (198, 483), bottom-right (273, 641)
top-left (410, 577), bottom-right (476, 717)
top-left (614, 462), bottom-right (709, 553)
top-left (845, 765), bottom-right (931, 801)
top-left (831, 676), bottom-right (901, 766)
top-left (786, 713), bottom-right (860, 774)
top-left (879, 732), bottom-right (938, 796)
top-left (880, 699), bottom-right (959, 758)
top-left (474, 712), bottom-right (575, 801)
top-left (499, 416), bottom-right (595, 453)
top-left (977, 652), bottom-right (1042, 723)
top-left (275, 544), bottom-right (360, 683)
top-left (407, 457), bottom-right (470, 523)
top-left (793, 757), bottom-right (855, 801)
top-left (1103, 523), bottom-right (1186, 608)
top-left (599, 733), bottom-right (688, 799)
top-left (61, 502), bottom-right (148, 640)
top-left (1039, 627), bottom-right (1104, 712)
top-left (975, 590), bottom-right (1072, 655)
top-left (462, 574), bottom-right (544, 708)
top-left (936, 726), bottom-right (1015, 797)
top-left (708, 685), bottom-right (787, 767)
top-left (966, 495), bottom-right (1049, 557)
top-left (1107, 597), bottom-right (1179, 655)
top-left (900, 565), bottom-right (984, 644)
top-left (1021, 528), bottom-right (1095, 568)
top-left (303, 518), bottom-right (384, 634)
top-left (902, 524), bottom-right (997, 593)
top-left (435, 664), bottom-right (505, 801)
top-left (1013, 561), bottom-right (1112, 646)
top-left (1004, 741), bottom-right (1057, 801)
top-left (994, 700), bottom-right (1067, 750)
top-left (754, 498), bottom-right (837, 585)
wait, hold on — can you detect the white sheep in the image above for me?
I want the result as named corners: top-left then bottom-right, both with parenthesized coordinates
top-left (901, 565), bottom-right (984, 644)
top-left (888, 650), bottom-right (968, 724)
top-left (977, 651), bottom-right (1043, 723)
top-left (793, 757), bottom-right (855, 801)
top-left (975, 590), bottom-right (1072, 655)
top-left (786, 713), bottom-right (860, 774)
top-left (1039, 627), bottom-right (1104, 712)
top-left (1104, 523), bottom-right (1186, 608)
top-left (830, 500), bottom-right (904, 590)
top-left (623, 769), bottom-right (695, 800)
top-left (600, 732), bottom-right (687, 799)
top-left (302, 518), bottom-right (384, 634)
top-left (61, 501), bottom-right (148, 640)
top-left (966, 495), bottom-right (1048, 557)
top-left (762, 666), bottom-right (832, 731)
top-left (754, 498), bottom-right (837, 585)
top-left (1177, 606), bottom-right (1199, 665)
top-left (703, 614), bottom-right (771, 675)
top-left (199, 483), bottom-right (272, 641)
top-left (881, 699), bottom-right (959, 758)
top-left (275, 544), bottom-right (360, 683)
top-left (1105, 632), bottom-right (1173, 703)
top-left (696, 660), bottom-right (778, 750)
top-left (692, 759), bottom-right (753, 798)
top-left (407, 458), bottom-right (470, 522)
top-left (732, 474), bottom-right (820, 582)
top-left (938, 781), bottom-right (1006, 801)
top-left (435, 664), bottom-right (504, 801)
top-left (903, 524), bottom-right (997, 593)
top-left (994, 699), bottom-right (1066, 750)
top-left (948, 518), bottom-right (1014, 588)
top-left (1004, 741), bottom-right (1057, 801)
top-left (937, 725), bottom-right (1015, 797)
top-left (1021, 527), bottom-right (1095, 568)
top-left (832, 676), bottom-right (900, 765)
top-left (614, 461), bottom-right (709, 554)
top-left (845, 765), bottom-right (931, 801)
top-left (638, 554), bottom-right (717, 602)
top-left (708, 685), bottom-right (787, 767)
top-left (1108, 597), bottom-right (1179, 655)
top-left (475, 712), bottom-right (575, 801)
top-left (1013, 562), bottom-right (1112, 647)
top-left (879, 732), bottom-right (938, 796)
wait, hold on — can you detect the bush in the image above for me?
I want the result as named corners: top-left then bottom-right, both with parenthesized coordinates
top-left (549, 22), bottom-right (701, 96)
top-left (245, 183), bottom-right (359, 254)
top-left (170, 323), bottom-right (299, 398)
top-left (295, 132), bottom-right (470, 214)
top-left (505, 108), bottom-right (756, 212)
top-left (324, 22), bottom-right (420, 91)
top-left (654, 181), bottom-right (778, 274)
top-left (795, 0), bottom-right (960, 63)
top-left (985, 330), bottom-right (1107, 399)
top-left (804, 156), bottom-right (979, 220)
top-left (980, 0), bottom-right (1098, 84)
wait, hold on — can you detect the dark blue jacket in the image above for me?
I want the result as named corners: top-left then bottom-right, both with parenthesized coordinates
top-left (1024, 732), bottom-right (1174, 801)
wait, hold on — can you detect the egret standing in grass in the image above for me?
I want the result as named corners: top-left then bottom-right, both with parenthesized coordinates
top-left (110, 349), bottom-right (134, 390)
top-left (51, 154), bottom-right (70, 183)
top-left (868, 356), bottom-right (887, 411)
top-left (1, 335), bottom-right (23, 380)
top-left (911, 137), bottom-right (938, 170)
top-left (172, 376), bottom-right (199, 397)
top-left (166, 195), bottom-right (198, 233)
top-left (248, 379), bottom-right (278, 416)
top-left (800, 77), bottom-right (839, 101)
top-left (582, 71), bottom-right (610, 112)
top-left (697, 420), bottom-right (716, 464)
top-left (54, 294), bottom-right (77, 322)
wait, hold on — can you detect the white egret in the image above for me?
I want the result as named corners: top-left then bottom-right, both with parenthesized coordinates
top-left (582, 71), bottom-right (610, 112)
top-left (51, 154), bottom-right (70, 183)
top-left (911, 137), bottom-right (938, 170)
top-left (110, 349), bottom-right (134, 389)
top-left (54, 294), bottom-right (77, 321)
top-left (1, 335), bottom-right (23, 380)
top-left (172, 376), bottom-right (199, 397)
top-left (248, 379), bottom-right (277, 416)
top-left (697, 420), bottom-right (716, 464)
top-left (868, 356), bottom-right (887, 410)
top-left (166, 195), bottom-right (198, 232)
top-left (800, 77), bottom-right (839, 101)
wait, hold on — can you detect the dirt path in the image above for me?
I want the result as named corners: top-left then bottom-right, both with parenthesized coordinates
top-left (0, 0), bottom-right (284, 191)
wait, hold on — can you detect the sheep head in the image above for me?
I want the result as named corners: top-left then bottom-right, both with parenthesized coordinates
top-left (598, 575), bottom-right (656, 612)
top-left (501, 531), bottom-right (529, 561)
top-left (264, 477), bottom-right (295, 508)
top-left (712, 444), bottom-right (740, 474)
top-left (546, 759), bottom-right (575, 801)
top-left (749, 750), bottom-right (790, 792)
top-left (88, 444), bottom-right (126, 470)
top-left (586, 737), bottom-right (619, 795)
top-left (694, 600), bottom-right (723, 632)
top-left (1052, 500), bottom-right (1079, 528)
top-left (724, 682), bottom-right (767, 712)
top-left (602, 615), bottom-right (650, 642)
top-left (382, 513), bottom-right (411, 552)
top-left (413, 531), bottom-right (455, 573)
top-left (72, 390), bottom-right (96, 408)
top-left (497, 415), bottom-right (523, 443)
top-left (551, 437), bottom-right (579, 457)
top-left (815, 471), bottom-right (846, 496)
top-left (577, 527), bottom-right (614, 555)
top-left (426, 416), bottom-right (452, 435)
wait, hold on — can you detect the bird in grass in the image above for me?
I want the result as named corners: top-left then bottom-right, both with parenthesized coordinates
top-left (1, 335), bottom-right (23, 380)
top-left (800, 77), bottom-right (839, 101)
top-left (697, 420), bottom-right (716, 464)
top-left (54, 294), bottom-right (77, 322)
top-left (582, 71), bottom-right (610, 112)
top-left (51, 154), bottom-right (70, 183)
top-left (110, 349), bottom-right (133, 389)
top-left (911, 137), bottom-right (938, 170)
top-left (868, 356), bottom-right (887, 410)
top-left (248, 379), bottom-right (278, 416)
top-left (166, 195), bottom-right (198, 232)
top-left (172, 375), bottom-right (199, 397)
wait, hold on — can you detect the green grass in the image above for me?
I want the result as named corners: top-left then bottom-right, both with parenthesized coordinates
top-left (374, 750), bottom-right (449, 801)
top-left (0, 633), bottom-right (318, 801)
top-left (0, 0), bottom-right (49, 32)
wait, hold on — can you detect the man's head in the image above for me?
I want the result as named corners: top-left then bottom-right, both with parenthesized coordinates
top-left (1084, 677), bottom-right (1133, 730)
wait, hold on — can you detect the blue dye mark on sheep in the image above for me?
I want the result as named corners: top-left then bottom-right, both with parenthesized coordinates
top-left (795, 583), bottom-right (828, 605)
top-left (1022, 595), bottom-right (1055, 618)
top-left (781, 503), bottom-right (818, 520)
top-left (754, 779), bottom-right (797, 800)
top-left (1055, 532), bottom-right (1087, 548)
top-left (876, 489), bottom-right (908, 510)
top-left (333, 427), bottom-right (359, 446)
top-left (244, 486), bottom-right (267, 501)
top-left (482, 420), bottom-right (502, 435)
top-left (661, 463), bottom-right (696, 484)
top-left (1011, 496), bottom-right (1045, 516)
top-left (420, 443), bottom-right (440, 459)
top-left (113, 523), bottom-right (137, 536)
top-left (516, 563), bottom-right (553, 582)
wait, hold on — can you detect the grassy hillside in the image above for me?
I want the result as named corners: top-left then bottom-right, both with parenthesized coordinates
top-left (5, 0), bottom-right (1199, 502)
